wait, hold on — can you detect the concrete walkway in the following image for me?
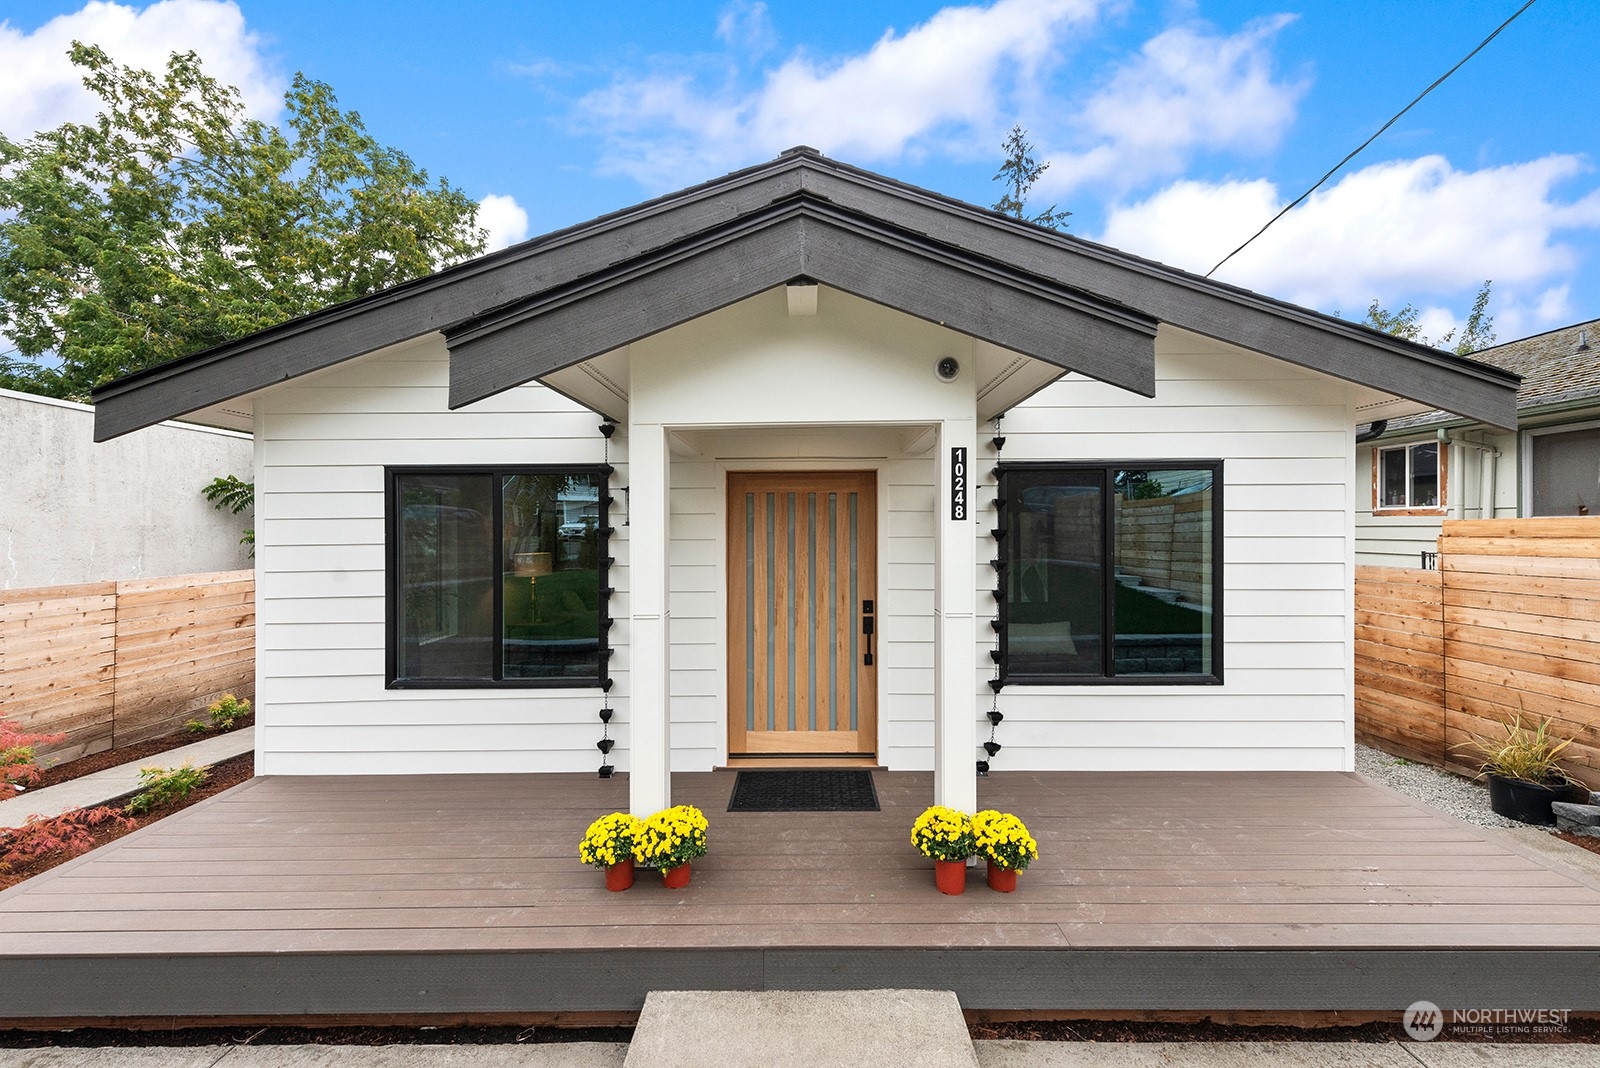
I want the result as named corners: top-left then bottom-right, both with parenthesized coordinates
top-left (0, 726), bottom-right (254, 829)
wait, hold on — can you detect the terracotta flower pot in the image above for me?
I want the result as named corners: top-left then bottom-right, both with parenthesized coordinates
top-left (934, 858), bottom-right (967, 895)
top-left (661, 862), bottom-right (692, 889)
top-left (605, 858), bottom-right (635, 892)
top-left (986, 860), bottom-right (1018, 893)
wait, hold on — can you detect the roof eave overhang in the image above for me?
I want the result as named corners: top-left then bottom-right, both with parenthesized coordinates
top-left (442, 196), bottom-right (1158, 409)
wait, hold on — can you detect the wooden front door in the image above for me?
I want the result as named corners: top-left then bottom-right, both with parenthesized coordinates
top-left (727, 471), bottom-right (877, 758)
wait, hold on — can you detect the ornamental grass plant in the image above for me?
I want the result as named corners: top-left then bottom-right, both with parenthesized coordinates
top-left (578, 812), bottom-right (644, 869)
top-left (910, 805), bottom-right (975, 861)
top-left (634, 804), bottom-right (708, 872)
top-left (1454, 713), bottom-right (1578, 786)
top-left (972, 809), bottom-right (1039, 871)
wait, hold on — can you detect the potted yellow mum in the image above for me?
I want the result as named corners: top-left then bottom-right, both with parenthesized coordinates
top-left (579, 812), bottom-right (644, 891)
top-left (635, 804), bottom-right (709, 888)
top-left (910, 805), bottom-right (975, 895)
top-left (971, 810), bottom-right (1038, 893)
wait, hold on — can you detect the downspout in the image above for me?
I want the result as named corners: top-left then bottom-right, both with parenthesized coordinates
top-left (1441, 432), bottom-right (1501, 520)
top-left (1355, 420), bottom-right (1388, 444)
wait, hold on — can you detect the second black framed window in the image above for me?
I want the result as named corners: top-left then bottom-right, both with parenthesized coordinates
top-left (998, 462), bottom-right (1221, 683)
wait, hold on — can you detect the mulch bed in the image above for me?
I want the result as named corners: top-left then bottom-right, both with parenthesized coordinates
top-left (29, 716), bottom-right (254, 791)
top-left (1555, 831), bottom-right (1600, 857)
top-left (3, 1015), bottom-right (1599, 1047)
top-left (0, 752), bottom-right (254, 891)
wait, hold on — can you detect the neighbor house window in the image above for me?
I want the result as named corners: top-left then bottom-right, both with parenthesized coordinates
top-left (387, 466), bottom-right (609, 687)
top-left (1528, 425), bottom-right (1600, 516)
top-left (998, 463), bottom-right (1221, 684)
top-left (1376, 442), bottom-right (1442, 511)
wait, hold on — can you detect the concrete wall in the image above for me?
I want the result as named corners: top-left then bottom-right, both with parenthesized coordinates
top-left (0, 389), bottom-right (254, 589)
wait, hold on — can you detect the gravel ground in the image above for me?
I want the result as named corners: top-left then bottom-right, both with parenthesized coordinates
top-left (1354, 743), bottom-right (1529, 829)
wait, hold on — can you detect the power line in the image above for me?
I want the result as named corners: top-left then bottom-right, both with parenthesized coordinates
top-left (1206, 0), bottom-right (1539, 279)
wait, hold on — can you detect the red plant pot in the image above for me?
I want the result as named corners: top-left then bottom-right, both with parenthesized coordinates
top-left (934, 858), bottom-right (967, 895)
top-left (605, 858), bottom-right (635, 892)
top-left (986, 860), bottom-right (1018, 893)
top-left (661, 862), bottom-right (692, 889)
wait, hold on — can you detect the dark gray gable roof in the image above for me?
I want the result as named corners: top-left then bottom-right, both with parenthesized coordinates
top-left (90, 147), bottom-right (1519, 440)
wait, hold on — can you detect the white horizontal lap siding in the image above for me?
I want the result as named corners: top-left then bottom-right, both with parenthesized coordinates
top-left (881, 456), bottom-right (936, 769)
top-left (667, 458), bottom-right (723, 770)
top-left (990, 333), bottom-right (1354, 772)
top-left (254, 336), bottom-right (620, 776)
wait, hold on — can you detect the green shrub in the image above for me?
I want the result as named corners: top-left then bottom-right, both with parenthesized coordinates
top-left (188, 694), bottom-right (251, 733)
top-left (125, 764), bottom-right (208, 815)
top-left (207, 694), bottom-right (250, 730)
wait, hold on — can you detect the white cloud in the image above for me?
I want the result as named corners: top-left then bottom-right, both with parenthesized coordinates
top-left (1097, 154), bottom-right (1600, 330)
top-left (0, 0), bottom-right (282, 139)
top-left (580, 0), bottom-right (1105, 188)
top-left (1042, 15), bottom-right (1306, 194)
top-left (716, 1), bottom-right (776, 55)
top-left (477, 194), bottom-right (530, 251)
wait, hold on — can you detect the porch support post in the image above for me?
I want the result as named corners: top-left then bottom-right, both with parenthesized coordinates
top-left (934, 417), bottom-right (979, 811)
top-left (628, 419), bottom-right (672, 817)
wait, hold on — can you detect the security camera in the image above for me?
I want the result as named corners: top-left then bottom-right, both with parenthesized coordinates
top-left (935, 357), bottom-right (960, 382)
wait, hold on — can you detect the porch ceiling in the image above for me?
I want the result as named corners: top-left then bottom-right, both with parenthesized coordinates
top-left (537, 305), bottom-right (1066, 425)
top-left (3, 770), bottom-right (1598, 1020)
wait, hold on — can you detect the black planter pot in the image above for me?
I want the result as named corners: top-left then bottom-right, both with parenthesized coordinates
top-left (1486, 773), bottom-right (1589, 825)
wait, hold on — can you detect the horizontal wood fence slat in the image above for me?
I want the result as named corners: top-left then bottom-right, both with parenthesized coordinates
top-left (1356, 518), bottom-right (1600, 787)
top-left (0, 570), bottom-right (254, 761)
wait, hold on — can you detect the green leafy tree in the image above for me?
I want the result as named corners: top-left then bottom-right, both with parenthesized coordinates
top-left (202, 474), bottom-right (254, 554)
top-left (0, 43), bottom-right (486, 399)
top-left (1364, 280), bottom-right (1496, 355)
top-left (992, 124), bottom-right (1068, 230)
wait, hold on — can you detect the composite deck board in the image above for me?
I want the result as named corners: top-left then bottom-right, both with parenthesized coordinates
top-left (4, 769), bottom-right (1600, 1018)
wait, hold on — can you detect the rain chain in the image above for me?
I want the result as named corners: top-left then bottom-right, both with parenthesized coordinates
top-left (597, 420), bottom-right (619, 778)
top-left (980, 413), bottom-right (1006, 776)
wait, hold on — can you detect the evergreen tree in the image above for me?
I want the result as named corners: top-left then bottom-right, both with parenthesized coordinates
top-left (992, 125), bottom-right (1068, 230)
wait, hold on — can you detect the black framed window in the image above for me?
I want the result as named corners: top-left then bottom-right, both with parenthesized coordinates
top-left (998, 462), bottom-right (1221, 684)
top-left (387, 466), bottom-right (610, 687)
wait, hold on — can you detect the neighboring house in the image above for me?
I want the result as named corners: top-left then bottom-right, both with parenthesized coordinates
top-left (0, 388), bottom-right (253, 588)
top-left (1356, 317), bottom-right (1600, 567)
top-left (89, 148), bottom-right (1515, 815)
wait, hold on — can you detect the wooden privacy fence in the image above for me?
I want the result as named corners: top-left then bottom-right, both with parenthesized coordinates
top-left (0, 570), bottom-right (253, 761)
top-left (1356, 518), bottom-right (1600, 786)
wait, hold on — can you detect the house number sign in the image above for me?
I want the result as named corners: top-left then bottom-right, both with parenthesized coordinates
top-left (950, 447), bottom-right (968, 521)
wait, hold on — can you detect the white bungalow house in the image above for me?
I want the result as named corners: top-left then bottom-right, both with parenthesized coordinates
top-left (1356, 317), bottom-right (1600, 567)
top-left (90, 148), bottom-right (1517, 817)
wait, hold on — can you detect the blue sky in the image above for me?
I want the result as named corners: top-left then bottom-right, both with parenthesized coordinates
top-left (3, 0), bottom-right (1597, 345)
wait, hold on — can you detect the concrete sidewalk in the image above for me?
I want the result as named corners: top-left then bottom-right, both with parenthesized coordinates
top-left (0, 726), bottom-right (254, 829)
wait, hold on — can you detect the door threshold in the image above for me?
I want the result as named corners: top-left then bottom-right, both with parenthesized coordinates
top-left (722, 755), bottom-right (884, 769)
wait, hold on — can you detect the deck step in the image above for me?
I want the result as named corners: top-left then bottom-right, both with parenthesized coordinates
top-left (623, 989), bottom-right (978, 1067)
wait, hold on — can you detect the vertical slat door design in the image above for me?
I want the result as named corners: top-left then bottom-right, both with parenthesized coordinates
top-left (728, 472), bottom-right (877, 757)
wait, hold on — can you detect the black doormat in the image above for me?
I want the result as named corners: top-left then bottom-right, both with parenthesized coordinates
top-left (727, 769), bottom-right (879, 812)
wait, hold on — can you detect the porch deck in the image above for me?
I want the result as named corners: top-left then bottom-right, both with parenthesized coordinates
top-left (3, 770), bottom-right (1600, 1022)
